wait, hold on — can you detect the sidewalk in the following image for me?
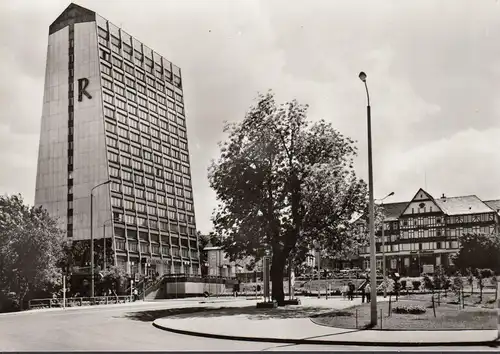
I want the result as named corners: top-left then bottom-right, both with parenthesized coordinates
top-left (153, 297), bottom-right (499, 347)
top-left (0, 297), bottom-right (253, 317)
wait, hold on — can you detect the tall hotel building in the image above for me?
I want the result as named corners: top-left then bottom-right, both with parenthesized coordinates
top-left (34, 3), bottom-right (200, 277)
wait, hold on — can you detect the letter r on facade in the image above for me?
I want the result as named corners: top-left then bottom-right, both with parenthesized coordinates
top-left (78, 78), bottom-right (92, 102)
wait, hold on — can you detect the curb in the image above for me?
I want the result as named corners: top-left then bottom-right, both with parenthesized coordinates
top-left (152, 321), bottom-right (500, 347)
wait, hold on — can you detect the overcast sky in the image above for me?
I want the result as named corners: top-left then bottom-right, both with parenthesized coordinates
top-left (0, 0), bottom-right (499, 233)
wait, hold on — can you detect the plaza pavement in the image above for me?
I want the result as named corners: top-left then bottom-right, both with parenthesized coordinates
top-left (154, 296), bottom-right (499, 347)
top-left (1, 296), bottom-right (499, 351)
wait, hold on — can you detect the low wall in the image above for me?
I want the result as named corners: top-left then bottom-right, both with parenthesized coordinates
top-left (163, 278), bottom-right (235, 298)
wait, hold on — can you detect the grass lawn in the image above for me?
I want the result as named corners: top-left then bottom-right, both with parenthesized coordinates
top-left (312, 292), bottom-right (497, 330)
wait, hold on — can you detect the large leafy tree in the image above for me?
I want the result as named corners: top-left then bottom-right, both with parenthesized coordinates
top-left (0, 194), bottom-right (65, 309)
top-left (452, 233), bottom-right (500, 273)
top-left (208, 92), bottom-right (369, 304)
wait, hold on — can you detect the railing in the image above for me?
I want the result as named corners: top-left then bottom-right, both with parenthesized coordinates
top-left (28, 295), bottom-right (133, 310)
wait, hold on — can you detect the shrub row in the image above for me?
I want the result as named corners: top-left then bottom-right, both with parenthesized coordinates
top-left (392, 305), bottom-right (426, 315)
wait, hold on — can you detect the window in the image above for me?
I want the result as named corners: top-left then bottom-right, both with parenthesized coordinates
top-left (117, 112), bottom-right (127, 124)
top-left (116, 99), bottom-right (126, 110)
top-left (134, 189), bottom-right (144, 199)
top-left (125, 215), bottom-right (136, 225)
top-left (125, 76), bottom-right (135, 87)
top-left (130, 160), bottom-right (140, 170)
top-left (110, 167), bottom-right (119, 177)
top-left (126, 91), bottom-right (136, 101)
top-left (98, 27), bottom-right (108, 39)
top-left (108, 151), bottom-right (119, 163)
top-left (100, 49), bottom-right (110, 61)
top-left (137, 203), bottom-right (146, 213)
top-left (124, 62), bottom-right (134, 75)
top-left (129, 118), bottom-right (139, 129)
top-left (148, 205), bottom-right (157, 215)
top-left (106, 137), bottom-right (117, 147)
top-left (131, 146), bottom-right (141, 156)
top-left (112, 56), bottom-right (122, 68)
top-left (120, 156), bottom-right (130, 166)
top-left (111, 182), bottom-right (121, 192)
top-left (138, 96), bottom-right (147, 107)
top-left (130, 132), bottom-right (140, 142)
top-left (122, 185), bottom-right (133, 195)
top-left (113, 71), bottom-right (123, 82)
top-left (145, 178), bottom-right (154, 188)
top-left (101, 64), bottom-right (112, 76)
top-left (111, 197), bottom-right (122, 207)
top-left (144, 164), bottom-right (153, 175)
top-left (117, 127), bottom-right (128, 138)
top-left (134, 174), bottom-right (143, 185)
top-left (103, 78), bottom-right (113, 90)
top-left (103, 92), bottom-right (113, 104)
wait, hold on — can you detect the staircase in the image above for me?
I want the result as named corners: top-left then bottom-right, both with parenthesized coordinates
top-left (142, 275), bottom-right (168, 300)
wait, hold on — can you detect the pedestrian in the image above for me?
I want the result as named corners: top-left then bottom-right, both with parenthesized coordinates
top-left (342, 284), bottom-right (348, 300)
top-left (365, 282), bottom-right (371, 303)
top-left (348, 282), bottom-right (355, 301)
top-left (361, 282), bottom-right (366, 303)
top-left (133, 288), bottom-right (138, 301)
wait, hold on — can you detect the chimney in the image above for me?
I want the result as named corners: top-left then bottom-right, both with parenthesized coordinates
top-left (441, 193), bottom-right (446, 199)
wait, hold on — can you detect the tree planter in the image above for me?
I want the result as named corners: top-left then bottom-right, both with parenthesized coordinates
top-left (283, 298), bottom-right (301, 305)
top-left (256, 300), bottom-right (278, 309)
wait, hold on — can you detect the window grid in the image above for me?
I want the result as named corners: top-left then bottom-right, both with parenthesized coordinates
top-left (98, 24), bottom-right (198, 266)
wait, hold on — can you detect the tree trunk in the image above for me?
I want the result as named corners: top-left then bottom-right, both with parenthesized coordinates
top-left (271, 251), bottom-right (286, 306)
top-left (495, 277), bottom-right (498, 301)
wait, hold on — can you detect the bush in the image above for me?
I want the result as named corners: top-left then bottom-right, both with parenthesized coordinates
top-left (423, 275), bottom-right (433, 290)
top-left (392, 305), bottom-right (426, 315)
top-left (400, 280), bottom-right (407, 289)
top-left (412, 280), bottom-right (421, 291)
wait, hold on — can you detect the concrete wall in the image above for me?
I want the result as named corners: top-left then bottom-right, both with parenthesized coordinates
top-left (35, 26), bottom-right (70, 230)
top-left (73, 21), bottom-right (112, 241)
top-left (164, 281), bottom-right (227, 296)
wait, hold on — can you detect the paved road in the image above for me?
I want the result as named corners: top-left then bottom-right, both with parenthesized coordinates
top-left (0, 300), bottom-right (498, 351)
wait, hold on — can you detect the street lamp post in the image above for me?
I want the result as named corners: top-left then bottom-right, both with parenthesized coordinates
top-left (313, 241), bottom-right (321, 299)
top-left (90, 180), bottom-right (111, 298)
top-left (376, 191), bottom-right (395, 298)
top-left (359, 71), bottom-right (377, 327)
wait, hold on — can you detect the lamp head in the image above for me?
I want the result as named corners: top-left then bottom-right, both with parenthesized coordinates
top-left (358, 71), bottom-right (367, 82)
top-left (388, 191), bottom-right (395, 197)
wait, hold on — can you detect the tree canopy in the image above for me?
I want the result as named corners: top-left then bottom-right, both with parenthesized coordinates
top-left (0, 194), bottom-right (65, 308)
top-left (208, 91), bottom-right (370, 304)
top-left (452, 233), bottom-right (500, 274)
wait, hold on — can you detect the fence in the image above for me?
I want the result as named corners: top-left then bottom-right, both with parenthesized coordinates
top-left (28, 295), bottom-right (133, 310)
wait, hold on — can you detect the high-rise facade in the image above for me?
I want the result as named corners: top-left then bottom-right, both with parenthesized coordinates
top-left (35, 3), bottom-right (200, 277)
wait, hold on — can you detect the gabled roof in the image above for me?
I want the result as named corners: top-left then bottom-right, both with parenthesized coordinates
top-left (381, 202), bottom-right (409, 221)
top-left (399, 188), bottom-right (444, 215)
top-left (434, 195), bottom-right (494, 216)
top-left (484, 200), bottom-right (500, 215)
